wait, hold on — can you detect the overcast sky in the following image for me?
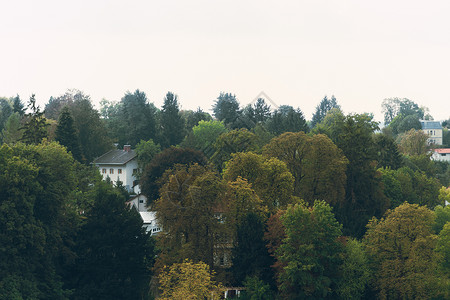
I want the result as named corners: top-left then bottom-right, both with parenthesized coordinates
top-left (1, 0), bottom-right (449, 122)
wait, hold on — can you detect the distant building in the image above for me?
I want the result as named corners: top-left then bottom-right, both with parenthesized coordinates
top-left (93, 145), bottom-right (140, 193)
top-left (420, 120), bottom-right (443, 145)
top-left (126, 194), bottom-right (149, 212)
top-left (139, 211), bottom-right (162, 236)
top-left (431, 148), bottom-right (450, 162)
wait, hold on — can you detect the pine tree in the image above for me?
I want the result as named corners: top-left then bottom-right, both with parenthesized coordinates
top-left (159, 92), bottom-right (185, 147)
top-left (20, 94), bottom-right (49, 145)
top-left (55, 106), bottom-right (82, 161)
top-left (12, 95), bottom-right (25, 116)
top-left (311, 95), bottom-right (340, 128)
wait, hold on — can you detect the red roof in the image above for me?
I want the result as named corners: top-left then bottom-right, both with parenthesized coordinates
top-left (434, 148), bottom-right (450, 154)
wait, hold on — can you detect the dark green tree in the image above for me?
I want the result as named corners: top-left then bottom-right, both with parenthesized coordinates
top-left (72, 182), bottom-right (153, 299)
top-left (311, 95), bottom-right (340, 128)
top-left (1, 112), bottom-right (22, 145)
top-left (55, 106), bottom-right (82, 161)
top-left (326, 114), bottom-right (389, 237)
top-left (159, 92), bottom-right (185, 147)
top-left (120, 89), bottom-right (158, 146)
top-left (243, 98), bottom-right (271, 128)
top-left (231, 213), bottom-right (274, 287)
top-left (210, 128), bottom-right (259, 172)
top-left (266, 105), bottom-right (308, 135)
top-left (373, 132), bottom-right (403, 169)
top-left (212, 92), bottom-right (241, 128)
top-left (70, 94), bottom-right (112, 163)
top-left (0, 97), bottom-right (13, 134)
top-left (20, 94), bottom-right (49, 144)
top-left (140, 147), bottom-right (208, 203)
top-left (12, 95), bottom-right (25, 116)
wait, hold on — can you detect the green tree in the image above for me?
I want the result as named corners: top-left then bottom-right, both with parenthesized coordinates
top-left (190, 120), bottom-right (226, 155)
top-left (20, 94), bottom-right (49, 144)
top-left (120, 89), bottom-right (158, 147)
top-left (135, 139), bottom-right (161, 174)
top-left (436, 222), bottom-right (450, 298)
top-left (158, 259), bottom-right (222, 300)
top-left (154, 164), bottom-right (225, 269)
top-left (12, 95), bottom-right (25, 116)
top-left (263, 132), bottom-right (348, 206)
top-left (0, 97), bottom-right (13, 133)
top-left (159, 92), bottom-right (185, 147)
top-left (243, 98), bottom-right (271, 128)
top-left (55, 106), bottom-right (82, 161)
top-left (223, 151), bottom-right (295, 212)
top-left (336, 238), bottom-right (371, 300)
top-left (241, 276), bottom-right (274, 300)
top-left (311, 95), bottom-right (340, 128)
top-left (212, 92), bottom-right (241, 128)
top-left (70, 93), bottom-right (112, 163)
top-left (211, 128), bottom-right (259, 171)
top-left (231, 213), bottom-right (274, 287)
top-left (373, 132), bottom-right (403, 169)
top-left (140, 147), bottom-right (208, 204)
top-left (181, 107), bottom-right (213, 132)
top-left (1, 112), bottom-right (22, 144)
top-left (72, 182), bottom-right (152, 299)
top-left (324, 114), bottom-right (388, 237)
top-left (0, 142), bottom-right (83, 298)
top-left (433, 204), bottom-right (450, 234)
top-left (398, 128), bottom-right (429, 156)
top-left (277, 201), bottom-right (343, 299)
top-left (364, 203), bottom-right (440, 299)
top-left (382, 97), bottom-right (424, 126)
top-left (266, 105), bottom-right (308, 135)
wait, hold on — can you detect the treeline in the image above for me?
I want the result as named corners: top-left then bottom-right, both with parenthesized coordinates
top-left (1, 89), bottom-right (450, 299)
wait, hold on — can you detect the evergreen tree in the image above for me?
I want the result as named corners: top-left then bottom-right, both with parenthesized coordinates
top-left (20, 94), bottom-right (49, 145)
top-left (212, 92), bottom-right (241, 127)
top-left (231, 213), bottom-right (274, 287)
top-left (159, 91), bottom-right (185, 147)
top-left (120, 89), bottom-right (158, 146)
top-left (73, 182), bottom-right (152, 299)
top-left (311, 95), bottom-right (340, 128)
top-left (266, 105), bottom-right (308, 135)
top-left (56, 106), bottom-right (82, 162)
top-left (0, 97), bottom-right (13, 133)
top-left (12, 95), bottom-right (25, 116)
top-left (1, 112), bottom-right (22, 144)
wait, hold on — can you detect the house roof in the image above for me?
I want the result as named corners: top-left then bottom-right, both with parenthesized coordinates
top-left (434, 148), bottom-right (450, 154)
top-left (139, 211), bottom-right (157, 224)
top-left (93, 149), bottom-right (136, 165)
top-left (421, 121), bottom-right (442, 130)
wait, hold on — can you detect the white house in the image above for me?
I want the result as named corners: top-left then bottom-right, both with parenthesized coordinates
top-left (93, 145), bottom-right (140, 193)
top-left (421, 120), bottom-right (443, 145)
top-left (139, 211), bottom-right (162, 236)
top-left (126, 194), bottom-right (149, 212)
top-left (431, 148), bottom-right (450, 162)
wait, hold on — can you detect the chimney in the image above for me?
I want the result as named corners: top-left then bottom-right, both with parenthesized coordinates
top-left (124, 145), bottom-right (131, 152)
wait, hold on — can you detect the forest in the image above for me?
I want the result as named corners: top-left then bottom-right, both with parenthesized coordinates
top-left (1, 89), bottom-right (450, 299)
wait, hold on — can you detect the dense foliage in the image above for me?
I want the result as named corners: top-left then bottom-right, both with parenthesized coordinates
top-left (1, 90), bottom-right (449, 299)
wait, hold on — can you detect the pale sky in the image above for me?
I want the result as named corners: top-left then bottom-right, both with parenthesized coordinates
top-left (1, 0), bottom-right (449, 122)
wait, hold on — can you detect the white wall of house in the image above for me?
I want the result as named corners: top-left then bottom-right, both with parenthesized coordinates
top-left (139, 212), bottom-right (162, 236)
top-left (424, 128), bottom-right (443, 145)
top-left (127, 194), bottom-right (149, 212)
top-left (432, 151), bottom-right (450, 162)
top-left (98, 159), bottom-right (139, 193)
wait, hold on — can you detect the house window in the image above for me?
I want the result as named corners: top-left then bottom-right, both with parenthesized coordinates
top-left (139, 199), bottom-right (144, 203)
top-left (102, 168), bottom-right (106, 174)
top-left (110, 168), bottom-right (114, 174)
top-left (118, 169), bottom-right (122, 174)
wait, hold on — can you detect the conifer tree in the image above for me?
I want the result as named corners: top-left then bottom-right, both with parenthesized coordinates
top-left (159, 92), bottom-right (185, 147)
top-left (55, 106), bottom-right (82, 161)
top-left (20, 94), bottom-right (49, 144)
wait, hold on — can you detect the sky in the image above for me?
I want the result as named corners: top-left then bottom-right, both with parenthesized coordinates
top-left (1, 0), bottom-right (449, 122)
